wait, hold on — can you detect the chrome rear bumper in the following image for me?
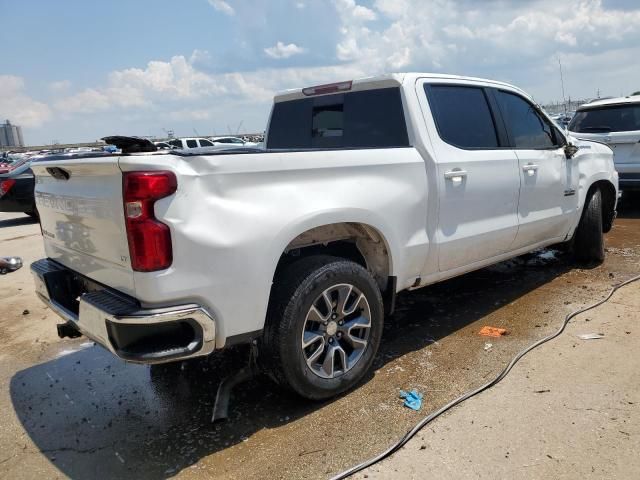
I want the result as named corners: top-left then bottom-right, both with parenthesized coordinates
top-left (31, 258), bottom-right (216, 364)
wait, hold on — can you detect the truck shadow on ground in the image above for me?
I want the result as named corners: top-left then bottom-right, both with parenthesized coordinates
top-left (617, 191), bottom-right (640, 219)
top-left (9, 246), bottom-right (575, 479)
top-left (0, 214), bottom-right (38, 229)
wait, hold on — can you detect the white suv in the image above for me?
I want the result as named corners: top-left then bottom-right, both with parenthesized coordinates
top-left (210, 136), bottom-right (259, 148)
top-left (569, 96), bottom-right (640, 191)
top-left (167, 137), bottom-right (217, 149)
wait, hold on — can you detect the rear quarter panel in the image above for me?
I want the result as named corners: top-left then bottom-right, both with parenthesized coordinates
top-left (119, 149), bottom-right (429, 345)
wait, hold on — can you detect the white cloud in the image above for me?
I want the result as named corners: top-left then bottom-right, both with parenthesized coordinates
top-left (336, 0), bottom-right (376, 21)
top-left (207, 0), bottom-right (234, 16)
top-left (55, 88), bottom-right (110, 113)
top-left (55, 55), bottom-right (229, 114)
top-left (49, 80), bottom-right (72, 92)
top-left (327, 0), bottom-right (640, 100)
top-left (264, 41), bottom-right (306, 59)
top-left (0, 75), bottom-right (51, 127)
top-left (189, 49), bottom-right (212, 67)
top-left (19, 0), bottom-right (640, 143)
top-left (167, 109), bottom-right (212, 121)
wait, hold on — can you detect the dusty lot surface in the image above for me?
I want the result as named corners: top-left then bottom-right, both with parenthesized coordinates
top-left (0, 195), bottom-right (638, 480)
top-left (358, 270), bottom-right (640, 479)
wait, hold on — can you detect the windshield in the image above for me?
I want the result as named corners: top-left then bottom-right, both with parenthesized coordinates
top-left (569, 104), bottom-right (640, 133)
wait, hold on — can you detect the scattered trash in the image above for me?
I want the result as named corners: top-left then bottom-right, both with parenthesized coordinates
top-left (479, 326), bottom-right (508, 337)
top-left (399, 389), bottom-right (423, 411)
top-left (578, 333), bottom-right (605, 340)
top-left (22, 309), bottom-right (29, 315)
top-left (484, 342), bottom-right (493, 351)
top-left (0, 256), bottom-right (22, 274)
top-left (536, 250), bottom-right (556, 261)
top-left (534, 389), bottom-right (551, 394)
top-left (115, 451), bottom-right (125, 464)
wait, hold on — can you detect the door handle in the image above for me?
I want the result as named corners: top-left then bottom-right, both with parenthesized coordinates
top-left (444, 169), bottom-right (467, 184)
top-left (522, 164), bottom-right (539, 176)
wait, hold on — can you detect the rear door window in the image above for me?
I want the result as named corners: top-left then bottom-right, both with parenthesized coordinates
top-left (199, 139), bottom-right (213, 147)
top-left (569, 104), bottom-right (640, 133)
top-left (267, 87), bottom-right (409, 149)
top-left (186, 139), bottom-right (198, 148)
top-left (495, 91), bottom-right (557, 149)
top-left (425, 85), bottom-right (499, 149)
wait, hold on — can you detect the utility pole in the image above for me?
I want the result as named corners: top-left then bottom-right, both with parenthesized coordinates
top-left (558, 56), bottom-right (567, 114)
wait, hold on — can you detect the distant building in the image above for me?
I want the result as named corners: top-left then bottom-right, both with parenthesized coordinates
top-left (0, 120), bottom-right (24, 148)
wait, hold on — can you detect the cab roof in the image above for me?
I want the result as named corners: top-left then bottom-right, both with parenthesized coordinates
top-left (273, 72), bottom-right (528, 103)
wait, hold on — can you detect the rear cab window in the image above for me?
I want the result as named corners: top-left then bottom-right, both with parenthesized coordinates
top-left (424, 84), bottom-right (499, 149)
top-left (186, 140), bottom-right (198, 148)
top-left (569, 103), bottom-right (640, 133)
top-left (266, 87), bottom-right (410, 149)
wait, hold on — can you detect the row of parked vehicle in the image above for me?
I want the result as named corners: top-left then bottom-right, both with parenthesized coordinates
top-left (0, 135), bottom-right (267, 217)
top-left (154, 135), bottom-right (263, 151)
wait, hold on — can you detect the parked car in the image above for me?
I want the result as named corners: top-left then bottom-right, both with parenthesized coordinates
top-left (209, 136), bottom-right (259, 148)
top-left (30, 73), bottom-right (617, 401)
top-left (0, 161), bottom-right (36, 217)
top-left (0, 156), bottom-right (28, 174)
top-left (167, 137), bottom-right (217, 149)
top-left (569, 95), bottom-right (640, 191)
top-left (550, 113), bottom-right (573, 128)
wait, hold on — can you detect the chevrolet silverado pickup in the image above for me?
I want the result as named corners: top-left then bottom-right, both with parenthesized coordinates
top-left (31, 73), bottom-right (618, 400)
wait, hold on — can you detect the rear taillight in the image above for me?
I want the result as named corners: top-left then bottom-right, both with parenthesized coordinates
top-left (0, 179), bottom-right (16, 197)
top-left (123, 171), bottom-right (177, 272)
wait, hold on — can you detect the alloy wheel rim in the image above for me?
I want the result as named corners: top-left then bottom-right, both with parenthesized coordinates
top-left (301, 283), bottom-right (372, 379)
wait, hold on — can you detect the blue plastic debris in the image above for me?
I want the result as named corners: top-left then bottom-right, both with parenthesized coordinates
top-left (399, 389), bottom-right (423, 411)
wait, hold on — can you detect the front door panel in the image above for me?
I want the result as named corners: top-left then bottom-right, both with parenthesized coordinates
top-left (511, 148), bottom-right (574, 249)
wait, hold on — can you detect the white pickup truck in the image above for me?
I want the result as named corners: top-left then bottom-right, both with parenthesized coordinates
top-left (31, 73), bottom-right (617, 400)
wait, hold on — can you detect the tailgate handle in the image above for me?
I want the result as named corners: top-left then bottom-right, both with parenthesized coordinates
top-left (46, 167), bottom-right (71, 180)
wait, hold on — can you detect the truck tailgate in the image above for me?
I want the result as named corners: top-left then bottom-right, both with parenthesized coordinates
top-left (31, 157), bottom-right (135, 295)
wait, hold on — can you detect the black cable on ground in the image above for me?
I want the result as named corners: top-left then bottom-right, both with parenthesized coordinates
top-left (330, 273), bottom-right (640, 480)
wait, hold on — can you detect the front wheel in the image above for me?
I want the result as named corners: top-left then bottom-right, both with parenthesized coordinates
top-left (573, 188), bottom-right (605, 264)
top-left (262, 255), bottom-right (384, 400)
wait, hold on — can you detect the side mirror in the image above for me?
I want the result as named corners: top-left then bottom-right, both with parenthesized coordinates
top-left (564, 143), bottom-right (579, 159)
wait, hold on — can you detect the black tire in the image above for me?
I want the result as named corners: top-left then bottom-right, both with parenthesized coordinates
top-left (262, 255), bottom-right (384, 400)
top-left (26, 208), bottom-right (38, 220)
top-left (573, 188), bottom-right (605, 263)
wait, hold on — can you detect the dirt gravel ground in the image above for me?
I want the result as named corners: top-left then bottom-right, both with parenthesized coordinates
top-left (0, 194), bottom-right (638, 480)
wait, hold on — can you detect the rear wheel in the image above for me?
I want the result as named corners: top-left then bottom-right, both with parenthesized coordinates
top-left (26, 208), bottom-right (38, 220)
top-left (262, 255), bottom-right (384, 400)
top-left (573, 188), bottom-right (605, 264)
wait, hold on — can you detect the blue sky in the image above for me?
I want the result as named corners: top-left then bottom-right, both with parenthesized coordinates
top-left (1, 0), bottom-right (640, 145)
